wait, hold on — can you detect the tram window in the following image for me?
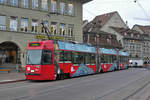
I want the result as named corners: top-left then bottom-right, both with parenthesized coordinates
top-left (112, 55), bottom-right (117, 62)
top-left (110, 55), bottom-right (112, 63)
top-left (106, 55), bottom-right (109, 63)
top-left (68, 52), bottom-right (72, 61)
top-left (123, 57), bottom-right (125, 62)
top-left (119, 56), bottom-right (121, 63)
top-left (64, 51), bottom-right (72, 61)
top-left (42, 50), bottom-right (52, 64)
top-left (123, 57), bottom-right (125, 63)
top-left (72, 52), bottom-right (79, 64)
top-left (103, 55), bottom-right (112, 63)
top-left (108, 55), bottom-right (112, 63)
top-left (101, 55), bottom-right (104, 63)
top-left (124, 57), bottom-right (127, 62)
top-left (111, 55), bottom-right (113, 63)
top-left (125, 57), bottom-right (126, 62)
top-left (125, 57), bottom-right (127, 62)
top-left (60, 51), bottom-right (72, 62)
top-left (78, 53), bottom-right (85, 64)
top-left (85, 53), bottom-right (90, 64)
top-left (91, 54), bottom-right (95, 64)
top-left (120, 56), bottom-right (122, 63)
top-left (103, 55), bottom-right (108, 63)
top-left (120, 56), bottom-right (124, 63)
top-left (126, 57), bottom-right (129, 62)
top-left (60, 51), bottom-right (64, 61)
top-left (120, 57), bottom-right (122, 63)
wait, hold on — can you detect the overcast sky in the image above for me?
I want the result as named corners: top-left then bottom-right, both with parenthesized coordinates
top-left (83, 0), bottom-right (150, 28)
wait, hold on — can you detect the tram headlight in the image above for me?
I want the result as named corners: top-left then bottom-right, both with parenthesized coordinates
top-left (27, 67), bottom-right (30, 71)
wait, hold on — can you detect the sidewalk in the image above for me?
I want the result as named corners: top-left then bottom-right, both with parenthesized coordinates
top-left (0, 72), bottom-right (26, 84)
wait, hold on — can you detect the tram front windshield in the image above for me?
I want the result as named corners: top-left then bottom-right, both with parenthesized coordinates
top-left (26, 50), bottom-right (52, 65)
top-left (26, 50), bottom-right (42, 65)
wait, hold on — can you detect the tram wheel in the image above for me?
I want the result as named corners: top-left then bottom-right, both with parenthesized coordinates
top-left (54, 72), bottom-right (58, 80)
top-left (55, 68), bottom-right (61, 80)
top-left (100, 69), bottom-right (103, 73)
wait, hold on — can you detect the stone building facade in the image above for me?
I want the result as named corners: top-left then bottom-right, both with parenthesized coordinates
top-left (83, 11), bottom-right (150, 60)
top-left (0, 0), bottom-right (92, 68)
top-left (83, 28), bottom-right (121, 49)
top-left (92, 11), bottom-right (128, 42)
top-left (83, 11), bottom-right (128, 49)
top-left (111, 27), bottom-right (144, 59)
top-left (132, 25), bottom-right (150, 60)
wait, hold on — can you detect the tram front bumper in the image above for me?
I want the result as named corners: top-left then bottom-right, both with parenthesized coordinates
top-left (25, 73), bottom-right (40, 76)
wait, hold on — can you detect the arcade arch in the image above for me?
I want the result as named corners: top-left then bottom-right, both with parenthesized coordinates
top-left (0, 41), bottom-right (21, 64)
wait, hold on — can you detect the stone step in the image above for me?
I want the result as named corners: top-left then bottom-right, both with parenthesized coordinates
top-left (0, 64), bottom-right (20, 72)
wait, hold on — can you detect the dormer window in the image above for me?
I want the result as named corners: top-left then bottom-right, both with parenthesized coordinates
top-left (107, 38), bottom-right (110, 43)
top-left (124, 32), bottom-right (127, 36)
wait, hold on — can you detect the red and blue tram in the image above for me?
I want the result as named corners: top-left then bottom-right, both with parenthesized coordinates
top-left (118, 51), bottom-right (129, 70)
top-left (99, 48), bottom-right (118, 72)
top-left (25, 40), bottom-right (129, 80)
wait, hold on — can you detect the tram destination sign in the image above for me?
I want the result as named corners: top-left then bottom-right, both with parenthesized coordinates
top-left (29, 43), bottom-right (41, 47)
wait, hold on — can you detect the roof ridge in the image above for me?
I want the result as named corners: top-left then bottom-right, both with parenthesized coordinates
top-left (93, 11), bottom-right (118, 28)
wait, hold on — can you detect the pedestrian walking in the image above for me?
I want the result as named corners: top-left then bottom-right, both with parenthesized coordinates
top-left (2, 53), bottom-right (7, 64)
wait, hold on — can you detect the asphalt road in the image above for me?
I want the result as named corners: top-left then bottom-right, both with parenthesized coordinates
top-left (0, 68), bottom-right (150, 100)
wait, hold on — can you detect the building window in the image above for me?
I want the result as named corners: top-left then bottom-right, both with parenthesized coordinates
top-left (0, 0), bottom-right (6, 4)
top-left (130, 40), bottom-right (134, 43)
top-left (21, 0), bottom-right (28, 8)
top-left (10, 0), bottom-right (18, 6)
top-left (68, 24), bottom-right (74, 37)
top-left (42, 0), bottom-right (48, 11)
top-left (10, 16), bottom-right (18, 31)
top-left (50, 22), bottom-right (57, 35)
top-left (51, 0), bottom-right (57, 13)
top-left (107, 38), bottom-right (110, 43)
top-left (21, 18), bottom-right (28, 32)
top-left (60, 2), bottom-right (65, 15)
top-left (0, 15), bottom-right (6, 30)
top-left (41, 21), bottom-right (48, 34)
top-left (68, 3), bottom-right (73, 16)
top-left (32, 0), bottom-right (38, 9)
top-left (59, 23), bottom-right (65, 36)
top-left (31, 19), bottom-right (38, 33)
top-left (124, 32), bottom-right (127, 36)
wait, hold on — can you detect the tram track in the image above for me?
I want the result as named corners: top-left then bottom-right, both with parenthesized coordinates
top-left (93, 75), bottom-right (148, 100)
top-left (12, 69), bottom-right (149, 100)
top-left (123, 80), bottom-right (150, 100)
top-left (0, 68), bottom-right (149, 100)
top-left (92, 69), bottom-right (150, 100)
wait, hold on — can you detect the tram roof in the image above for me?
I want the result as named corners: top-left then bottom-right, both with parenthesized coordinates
top-left (119, 51), bottom-right (129, 56)
top-left (99, 48), bottom-right (117, 55)
top-left (57, 41), bottom-right (96, 53)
